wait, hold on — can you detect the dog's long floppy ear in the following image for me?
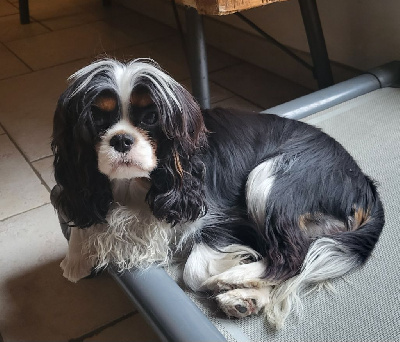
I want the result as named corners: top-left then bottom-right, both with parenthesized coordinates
top-left (51, 69), bottom-right (113, 228)
top-left (144, 78), bottom-right (208, 225)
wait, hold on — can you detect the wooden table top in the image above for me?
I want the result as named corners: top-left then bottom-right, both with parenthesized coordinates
top-left (175, 0), bottom-right (288, 15)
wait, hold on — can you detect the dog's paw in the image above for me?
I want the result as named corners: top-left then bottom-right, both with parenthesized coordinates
top-left (204, 274), bottom-right (267, 293)
top-left (202, 260), bottom-right (274, 293)
top-left (216, 287), bottom-right (271, 318)
top-left (60, 255), bottom-right (95, 283)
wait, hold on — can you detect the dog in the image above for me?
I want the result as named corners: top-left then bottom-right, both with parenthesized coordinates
top-left (51, 58), bottom-right (384, 329)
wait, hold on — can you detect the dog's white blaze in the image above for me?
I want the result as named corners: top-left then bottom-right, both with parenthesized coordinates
top-left (68, 59), bottom-right (183, 119)
top-left (246, 158), bottom-right (278, 228)
top-left (111, 60), bottom-right (183, 119)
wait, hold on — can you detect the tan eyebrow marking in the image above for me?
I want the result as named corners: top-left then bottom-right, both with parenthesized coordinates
top-left (93, 96), bottom-right (117, 111)
top-left (130, 90), bottom-right (153, 107)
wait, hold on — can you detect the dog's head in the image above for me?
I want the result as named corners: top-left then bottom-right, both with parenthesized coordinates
top-left (52, 59), bottom-right (207, 228)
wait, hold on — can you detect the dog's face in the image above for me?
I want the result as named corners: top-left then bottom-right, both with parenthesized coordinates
top-left (52, 59), bottom-right (208, 228)
top-left (95, 87), bottom-right (159, 180)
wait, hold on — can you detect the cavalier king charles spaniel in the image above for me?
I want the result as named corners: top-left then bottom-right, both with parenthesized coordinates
top-left (51, 58), bottom-right (384, 328)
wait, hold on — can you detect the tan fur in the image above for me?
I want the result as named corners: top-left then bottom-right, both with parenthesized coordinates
top-left (93, 95), bottom-right (117, 111)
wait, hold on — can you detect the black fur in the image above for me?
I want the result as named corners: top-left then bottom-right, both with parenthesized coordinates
top-left (51, 79), bottom-right (114, 228)
top-left (52, 59), bottom-right (384, 284)
top-left (195, 109), bottom-right (384, 281)
top-left (145, 83), bottom-right (208, 225)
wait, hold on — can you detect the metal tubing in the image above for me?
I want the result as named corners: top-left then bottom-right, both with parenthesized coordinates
top-left (110, 267), bottom-right (227, 342)
top-left (298, 0), bottom-right (333, 89)
top-left (185, 7), bottom-right (211, 109)
top-left (263, 74), bottom-right (380, 120)
top-left (19, 0), bottom-right (30, 24)
top-left (264, 61), bottom-right (400, 119)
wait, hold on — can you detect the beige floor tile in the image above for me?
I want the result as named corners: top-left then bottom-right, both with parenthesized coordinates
top-left (102, 6), bottom-right (176, 43)
top-left (32, 155), bottom-right (55, 190)
top-left (0, 204), bottom-right (135, 341)
top-left (0, 126), bottom-right (4, 134)
top-left (212, 96), bottom-right (263, 112)
top-left (0, 14), bottom-right (49, 43)
top-left (180, 79), bottom-right (234, 105)
top-left (0, 0), bottom-right (18, 16)
top-left (0, 135), bottom-right (49, 220)
top-left (26, 0), bottom-right (101, 30)
top-left (0, 59), bottom-right (90, 161)
top-left (6, 21), bottom-right (137, 70)
top-left (0, 43), bottom-right (30, 80)
top-left (84, 313), bottom-right (160, 342)
top-left (116, 35), bottom-right (239, 81)
top-left (210, 63), bottom-right (311, 109)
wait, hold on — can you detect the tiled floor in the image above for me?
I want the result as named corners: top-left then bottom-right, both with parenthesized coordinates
top-left (0, 0), bottom-right (310, 341)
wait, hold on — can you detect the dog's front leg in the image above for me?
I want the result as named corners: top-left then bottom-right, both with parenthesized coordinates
top-left (60, 226), bottom-right (96, 282)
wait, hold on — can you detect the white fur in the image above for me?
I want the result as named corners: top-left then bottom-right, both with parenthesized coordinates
top-left (69, 58), bottom-right (184, 120)
top-left (86, 205), bottom-right (173, 271)
top-left (203, 258), bottom-right (274, 292)
top-left (199, 237), bottom-right (359, 328)
top-left (216, 287), bottom-right (273, 318)
top-left (97, 120), bottom-right (157, 180)
top-left (61, 179), bottom-right (173, 281)
top-left (86, 179), bottom-right (173, 271)
top-left (183, 243), bottom-right (261, 292)
top-left (246, 158), bottom-right (278, 228)
top-left (60, 226), bottom-right (96, 282)
top-left (265, 237), bottom-right (360, 329)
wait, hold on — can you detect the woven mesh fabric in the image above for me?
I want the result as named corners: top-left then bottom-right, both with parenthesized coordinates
top-left (169, 88), bottom-right (400, 341)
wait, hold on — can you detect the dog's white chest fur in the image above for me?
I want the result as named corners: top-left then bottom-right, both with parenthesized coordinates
top-left (60, 179), bottom-right (174, 282)
top-left (87, 204), bottom-right (173, 270)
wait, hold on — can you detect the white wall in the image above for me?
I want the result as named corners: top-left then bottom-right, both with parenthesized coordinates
top-left (229, 0), bottom-right (400, 70)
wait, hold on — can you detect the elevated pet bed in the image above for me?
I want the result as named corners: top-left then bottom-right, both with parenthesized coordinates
top-left (53, 62), bottom-right (400, 341)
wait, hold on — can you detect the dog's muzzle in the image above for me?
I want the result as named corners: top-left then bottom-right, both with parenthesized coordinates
top-left (110, 134), bottom-right (135, 153)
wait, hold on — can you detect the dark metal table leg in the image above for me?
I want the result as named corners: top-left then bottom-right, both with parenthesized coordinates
top-left (185, 7), bottom-right (211, 110)
top-left (19, 0), bottom-right (30, 24)
top-left (298, 0), bottom-right (333, 89)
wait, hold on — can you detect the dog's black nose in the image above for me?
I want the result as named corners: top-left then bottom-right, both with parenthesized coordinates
top-left (110, 134), bottom-right (134, 153)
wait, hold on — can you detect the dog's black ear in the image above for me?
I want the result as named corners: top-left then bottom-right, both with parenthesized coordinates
top-left (51, 84), bottom-right (113, 228)
top-left (146, 85), bottom-right (208, 225)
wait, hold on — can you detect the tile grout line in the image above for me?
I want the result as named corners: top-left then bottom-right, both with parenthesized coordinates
top-left (68, 311), bottom-right (138, 342)
top-left (0, 202), bottom-right (50, 223)
top-left (1, 41), bottom-right (33, 72)
top-left (31, 154), bottom-right (54, 163)
top-left (0, 12), bottom-right (18, 19)
top-left (1, 31), bottom-right (180, 79)
top-left (208, 77), bottom-right (265, 110)
top-left (30, 16), bottom-right (54, 33)
top-left (0, 124), bottom-right (52, 194)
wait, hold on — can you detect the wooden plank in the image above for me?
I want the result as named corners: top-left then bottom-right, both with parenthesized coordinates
top-left (175, 0), bottom-right (288, 15)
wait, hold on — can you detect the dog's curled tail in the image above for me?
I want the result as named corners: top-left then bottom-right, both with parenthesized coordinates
top-left (265, 196), bottom-right (384, 329)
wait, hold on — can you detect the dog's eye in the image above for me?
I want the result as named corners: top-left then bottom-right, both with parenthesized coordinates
top-left (141, 111), bottom-right (158, 126)
top-left (91, 106), bottom-right (116, 132)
